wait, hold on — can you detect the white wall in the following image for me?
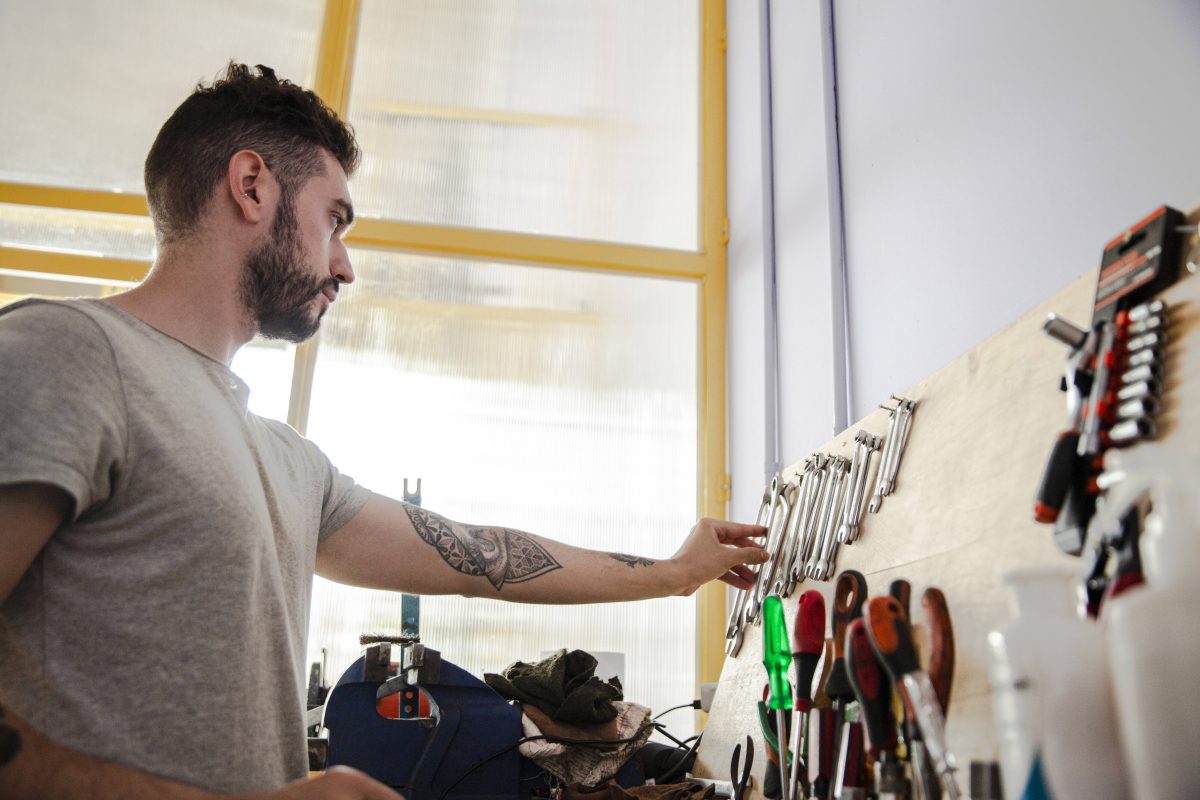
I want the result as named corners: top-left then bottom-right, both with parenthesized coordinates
top-left (727, 0), bottom-right (1200, 521)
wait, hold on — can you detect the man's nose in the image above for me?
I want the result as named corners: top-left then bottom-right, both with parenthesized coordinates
top-left (331, 245), bottom-right (355, 286)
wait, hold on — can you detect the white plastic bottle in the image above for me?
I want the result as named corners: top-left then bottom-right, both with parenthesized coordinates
top-left (987, 565), bottom-right (1128, 800)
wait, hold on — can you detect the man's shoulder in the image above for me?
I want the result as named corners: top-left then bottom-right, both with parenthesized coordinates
top-left (0, 296), bottom-right (112, 336)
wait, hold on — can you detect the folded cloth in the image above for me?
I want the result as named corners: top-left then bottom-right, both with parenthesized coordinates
top-left (519, 700), bottom-right (653, 787)
top-left (485, 648), bottom-right (623, 723)
top-left (563, 779), bottom-right (715, 800)
top-left (521, 704), bottom-right (622, 750)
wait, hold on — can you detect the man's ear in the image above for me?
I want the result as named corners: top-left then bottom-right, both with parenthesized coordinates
top-left (227, 150), bottom-right (276, 224)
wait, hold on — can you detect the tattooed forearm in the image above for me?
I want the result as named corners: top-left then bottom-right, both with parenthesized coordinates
top-left (404, 506), bottom-right (562, 590)
top-left (0, 702), bottom-right (21, 767)
top-left (608, 552), bottom-right (655, 568)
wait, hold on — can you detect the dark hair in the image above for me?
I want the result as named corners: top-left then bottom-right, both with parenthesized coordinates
top-left (144, 62), bottom-right (360, 243)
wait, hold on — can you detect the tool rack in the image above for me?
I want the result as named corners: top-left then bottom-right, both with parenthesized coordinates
top-left (694, 208), bottom-right (1200, 795)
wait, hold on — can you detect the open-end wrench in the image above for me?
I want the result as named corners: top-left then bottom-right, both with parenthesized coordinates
top-left (726, 483), bottom-right (774, 641)
top-left (808, 458), bottom-right (849, 581)
top-left (773, 469), bottom-right (810, 598)
top-left (868, 407), bottom-right (901, 514)
top-left (882, 400), bottom-right (917, 495)
top-left (779, 459), bottom-right (823, 597)
top-left (836, 438), bottom-right (867, 545)
top-left (846, 434), bottom-right (881, 542)
top-left (802, 458), bottom-right (840, 580)
top-left (795, 456), bottom-right (830, 577)
top-left (743, 477), bottom-right (794, 627)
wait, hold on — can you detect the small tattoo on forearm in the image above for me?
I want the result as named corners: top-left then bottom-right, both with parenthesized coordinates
top-left (0, 704), bottom-right (21, 767)
top-left (608, 552), bottom-right (655, 568)
top-left (405, 506), bottom-right (562, 590)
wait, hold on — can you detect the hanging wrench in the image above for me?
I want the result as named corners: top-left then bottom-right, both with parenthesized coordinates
top-left (836, 436), bottom-right (869, 544)
top-left (782, 458), bottom-right (825, 596)
top-left (811, 459), bottom-right (850, 581)
top-left (845, 433), bottom-right (881, 543)
top-left (726, 483), bottom-right (773, 640)
top-left (744, 478), bottom-right (795, 626)
top-left (806, 458), bottom-right (848, 580)
top-left (868, 406), bottom-right (901, 514)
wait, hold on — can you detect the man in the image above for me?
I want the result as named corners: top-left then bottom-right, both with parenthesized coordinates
top-left (0, 64), bottom-right (767, 799)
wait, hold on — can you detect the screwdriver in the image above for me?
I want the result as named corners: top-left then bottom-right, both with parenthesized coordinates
top-left (922, 587), bottom-right (955, 715)
top-left (865, 596), bottom-right (962, 800)
top-left (845, 618), bottom-right (906, 799)
top-left (789, 590), bottom-right (826, 799)
top-left (763, 595), bottom-right (794, 800)
top-left (827, 571), bottom-right (867, 798)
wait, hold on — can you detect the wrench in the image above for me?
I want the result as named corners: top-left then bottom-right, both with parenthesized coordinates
top-left (773, 469), bottom-right (809, 598)
top-left (807, 457), bottom-right (849, 581)
top-left (846, 434), bottom-right (881, 543)
top-left (868, 405), bottom-right (901, 513)
top-left (727, 479), bottom-right (791, 657)
top-left (782, 459), bottom-right (826, 596)
top-left (742, 476), bottom-right (793, 626)
top-left (883, 400), bottom-right (917, 495)
top-left (725, 484), bottom-right (773, 640)
top-left (836, 436), bottom-right (869, 544)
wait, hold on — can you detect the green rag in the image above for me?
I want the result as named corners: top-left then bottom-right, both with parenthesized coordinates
top-left (484, 648), bottom-right (624, 723)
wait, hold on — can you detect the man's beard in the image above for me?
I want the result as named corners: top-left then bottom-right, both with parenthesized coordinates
top-left (240, 196), bottom-right (335, 343)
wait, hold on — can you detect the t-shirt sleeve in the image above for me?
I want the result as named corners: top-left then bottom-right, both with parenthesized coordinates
top-left (0, 301), bottom-right (128, 519)
top-left (316, 453), bottom-right (372, 542)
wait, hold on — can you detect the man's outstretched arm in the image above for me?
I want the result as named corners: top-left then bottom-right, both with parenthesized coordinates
top-left (316, 493), bottom-right (769, 601)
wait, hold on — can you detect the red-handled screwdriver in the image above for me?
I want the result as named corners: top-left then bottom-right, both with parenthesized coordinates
top-left (922, 587), bottom-right (955, 715)
top-left (865, 596), bottom-right (961, 800)
top-left (845, 618), bottom-right (907, 799)
top-left (788, 590), bottom-right (825, 799)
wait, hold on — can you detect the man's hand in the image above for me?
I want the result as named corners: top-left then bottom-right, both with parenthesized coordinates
top-left (243, 767), bottom-right (402, 800)
top-left (667, 517), bottom-right (769, 595)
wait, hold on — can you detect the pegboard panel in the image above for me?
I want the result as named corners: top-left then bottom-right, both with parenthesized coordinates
top-left (694, 210), bottom-right (1200, 795)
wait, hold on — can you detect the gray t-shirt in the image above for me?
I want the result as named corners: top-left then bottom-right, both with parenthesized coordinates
top-left (0, 298), bottom-right (371, 793)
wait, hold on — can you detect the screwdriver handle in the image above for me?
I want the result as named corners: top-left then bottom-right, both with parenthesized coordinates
top-left (888, 579), bottom-right (912, 621)
top-left (864, 596), bottom-right (920, 684)
top-left (762, 595), bottom-right (794, 711)
top-left (922, 587), bottom-right (955, 715)
top-left (792, 590), bottom-right (826, 712)
top-left (828, 571), bottom-right (868, 703)
top-left (831, 571), bottom-right (868, 661)
top-left (844, 618), bottom-right (898, 756)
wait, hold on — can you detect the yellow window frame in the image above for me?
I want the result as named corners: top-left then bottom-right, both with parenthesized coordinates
top-left (0, 0), bottom-right (730, 688)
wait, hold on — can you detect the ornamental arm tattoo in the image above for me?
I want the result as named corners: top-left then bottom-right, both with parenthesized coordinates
top-left (403, 505), bottom-right (562, 591)
top-left (608, 552), bottom-right (655, 568)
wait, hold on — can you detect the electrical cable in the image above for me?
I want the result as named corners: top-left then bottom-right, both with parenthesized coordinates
top-left (652, 701), bottom-right (701, 720)
top-left (652, 728), bottom-right (704, 786)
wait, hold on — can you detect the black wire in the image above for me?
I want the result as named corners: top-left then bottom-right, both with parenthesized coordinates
top-left (652, 701), bottom-right (698, 720)
top-left (652, 722), bottom-right (692, 749)
top-left (653, 729), bottom-right (703, 785)
top-left (435, 722), bottom-right (658, 800)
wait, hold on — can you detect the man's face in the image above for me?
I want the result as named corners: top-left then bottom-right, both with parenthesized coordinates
top-left (240, 153), bottom-right (355, 343)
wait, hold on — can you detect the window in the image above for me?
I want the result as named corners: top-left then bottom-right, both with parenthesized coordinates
top-left (0, 0), bottom-right (726, 738)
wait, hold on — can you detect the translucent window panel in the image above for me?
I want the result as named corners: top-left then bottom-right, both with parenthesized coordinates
top-left (305, 249), bottom-right (700, 735)
top-left (0, 0), bottom-right (323, 193)
top-left (349, 0), bottom-right (700, 250)
top-left (0, 204), bottom-right (156, 262)
top-left (230, 338), bottom-right (296, 423)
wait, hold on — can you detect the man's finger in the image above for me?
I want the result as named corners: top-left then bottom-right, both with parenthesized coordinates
top-left (712, 521), bottom-right (768, 540)
top-left (719, 569), bottom-right (755, 590)
top-left (723, 536), bottom-right (767, 551)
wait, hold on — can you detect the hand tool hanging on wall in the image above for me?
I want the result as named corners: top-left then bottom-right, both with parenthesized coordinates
top-left (789, 590), bottom-right (826, 800)
top-left (727, 482), bottom-right (778, 656)
top-left (730, 735), bottom-right (754, 800)
top-left (1034, 206), bottom-right (1187, 557)
top-left (868, 399), bottom-right (917, 514)
top-left (865, 597), bottom-right (962, 800)
top-left (838, 432), bottom-right (881, 545)
top-left (845, 618), bottom-right (907, 800)
top-left (763, 595), bottom-right (795, 800)
top-left (826, 571), bottom-right (868, 799)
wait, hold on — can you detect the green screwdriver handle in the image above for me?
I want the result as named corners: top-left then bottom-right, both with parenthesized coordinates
top-left (762, 595), bottom-right (794, 711)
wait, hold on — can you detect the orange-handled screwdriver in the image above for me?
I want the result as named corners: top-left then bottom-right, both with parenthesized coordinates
top-left (865, 596), bottom-right (962, 800)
